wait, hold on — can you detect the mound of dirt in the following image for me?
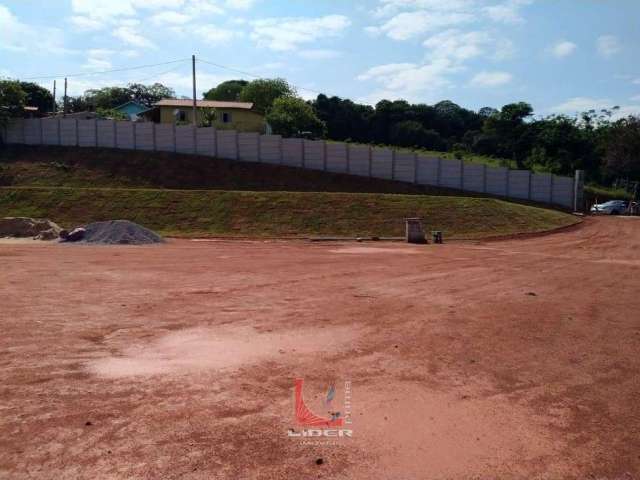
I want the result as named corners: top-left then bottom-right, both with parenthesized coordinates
top-left (0, 217), bottom-right (62, 240)
top-left (82, 220), bottom-right (163, 245)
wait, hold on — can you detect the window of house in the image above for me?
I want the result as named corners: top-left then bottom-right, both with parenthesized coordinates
top-left (222, 112), bottom-right (232, 123)
top-left (177, 110), bottom-right (187, 122)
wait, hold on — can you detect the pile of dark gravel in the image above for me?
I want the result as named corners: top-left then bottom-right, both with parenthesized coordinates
top-left (83, 220), bottom-right (163, 245)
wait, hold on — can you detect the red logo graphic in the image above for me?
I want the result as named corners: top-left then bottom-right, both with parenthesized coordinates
top-left (294, 378), bottom-right (344, 428)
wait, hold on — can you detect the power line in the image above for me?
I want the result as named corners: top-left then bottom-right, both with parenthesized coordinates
top-left (21, 58), bottom-right (191, 81)
top-left (196, 57), bottom-right (325, 96)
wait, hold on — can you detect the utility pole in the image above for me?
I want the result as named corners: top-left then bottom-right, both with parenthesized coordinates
top-left (52, 80), bottom-right (56, 115)
top-left (63, 77), bottom-right (68, 117)
top-left (192, 54), bottom-right (197, 126)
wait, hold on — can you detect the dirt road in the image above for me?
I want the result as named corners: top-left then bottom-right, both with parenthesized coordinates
top-left (1, 216), bottom-right (639, 479)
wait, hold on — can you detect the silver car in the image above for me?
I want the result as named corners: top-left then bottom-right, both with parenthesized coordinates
top-left (590, 200), bottom-right (628, 215)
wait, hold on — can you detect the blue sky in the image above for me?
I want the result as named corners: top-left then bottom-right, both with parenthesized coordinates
top-left (2, 0), bottom-right (639, 117)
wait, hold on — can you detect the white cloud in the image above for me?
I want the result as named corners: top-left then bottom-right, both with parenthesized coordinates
top-left (69, 15), bottom-right (104, 31)
top-left (630, 94), bottom-right (640, 102)
top-left (82, 49), bottom-right (115, 70)
top-left (357, 59), bottom-right (458, 104)
top-left (0, 5), bottom-right (74, 55)
top-left (150, 11), bottom-right (191, 25)
top-left (184, 0), bottom-right (225, 15)
top-left (250, 15), bottom-right (351, 51)
top-left (225, 0), bottom-right (257, 9)
top-left (113, 26), bottom-right (156, 48)
top-left (424, 29), bottom-right (486, 61)
top-left (372, 0), bottom-right (475, 18)
top-left (550, 40), bottom-right (576, 58)
top-left (483, 0), bottom-right (533, 24)
top-left (550, 97), bottom-right (640, 119)
top-left (469, 70), bottom-right (512, 87)
top-left (71, 0), bottom-right (136, 20)
top-left (191, 24), bottom-right (239, 44)
top-left (367, 10), bottom-right (473, 40)
top-left (597, 35), bottom-right (620, 58)
top-left (298, 49), bottom-right (342, 60)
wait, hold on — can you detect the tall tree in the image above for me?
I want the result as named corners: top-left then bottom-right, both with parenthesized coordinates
top-left (482, 102), bottom-right (534, 168)
top-left (127, 83), bottom-right (175, 106)
top-left (604, 116), bottom-right (640, 179)
top-left (19, 82), bottom-right (53, 113)
top-left (203, 80), bottom-right (248, 101)
top-left (239, 78), bottom-right (296, 114)
top-left (265, 96), bottom-right (325, 138)
top-left (0, 80), bottom-right (27, 133)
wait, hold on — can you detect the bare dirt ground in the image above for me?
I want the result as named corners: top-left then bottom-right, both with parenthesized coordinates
top-left (1, 216), bottom-right (639, 479)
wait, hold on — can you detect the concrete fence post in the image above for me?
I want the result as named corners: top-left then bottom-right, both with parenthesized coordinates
top-left (482, 164), bottom-right (487, 193)
top-left (459, 159), bottom-right (464, 190)
top-left (133, 122), bottom-right (137, 150)
top-left (93, 119), bottom-right (98, 147)
top-left (21, 119), bottom-right (26, 144)
top-left (346, 143), bottom-right (351, 173)
top-left (436, 157), bottom-right (442, 186)
top-left (391, 149), bottom-right (396, 180)
top-left (322, 141), bottom-right (327, 171)
top-left (549, 175), bottom-right (554, 204)
top-left (413, 152), bottom-right (418, 184)
top-left (506, 169), bottom-right (511, 198)
top-left (151, 123), bottom-right (156, 151)
top-left (574, 169), bottom-right (585, 212)
top-left (212, 128), bottom-right (218, 158)
top-left (277, 135), bottom-right (283, 164)
top-left (39, 118), bottom-right (44, 145)
top-left (256, 132), bottom-right (261, 162)
top-left (74, 119), bottom-right (79, 146)
top-left (368, 145), bottom-right (373, 177)
top-left (234, 130), bottom-right (239, 160)
top-left (56, 117), bottom-right (61, 146)
top-left (526, 171), bottom-right (532, 200)
top-left (301, 138), bottom-right (306, 168)
top-left (172, 123), bottom-right (176, 153)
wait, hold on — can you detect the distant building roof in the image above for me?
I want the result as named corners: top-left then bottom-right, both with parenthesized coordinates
top-left (24, 106), bottom-right (38, 111)
top-left (154, 99), bottom-right (254, 110)
top-left (113, 100), bottom-right (147, 111)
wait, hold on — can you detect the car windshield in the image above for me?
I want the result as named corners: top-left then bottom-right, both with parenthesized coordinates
top-left (601, 201), bottom-right (624, 206)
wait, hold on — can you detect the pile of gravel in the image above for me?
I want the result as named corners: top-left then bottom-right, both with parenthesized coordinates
top-left (82, 220), bottom-right (163, 245)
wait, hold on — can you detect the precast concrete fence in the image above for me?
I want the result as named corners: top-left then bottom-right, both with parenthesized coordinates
top-left (2, 118), bottom-right (583, 210)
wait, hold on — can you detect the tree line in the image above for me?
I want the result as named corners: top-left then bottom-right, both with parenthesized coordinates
top-left (2, 77), bottom-right (639, 185)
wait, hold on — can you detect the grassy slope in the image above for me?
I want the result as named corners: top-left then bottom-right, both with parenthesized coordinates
top-left (0, 187), bottom-right (578, 239)
top-left (0, 145), bottom-right (444, 194)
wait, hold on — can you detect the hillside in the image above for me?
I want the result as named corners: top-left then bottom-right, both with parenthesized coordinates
top-left (0, 187), bottom-right (578, 239)
top-left (0, 145), bottom-right (447, 194)
top-left (0, 145), bottom-right (579, 239)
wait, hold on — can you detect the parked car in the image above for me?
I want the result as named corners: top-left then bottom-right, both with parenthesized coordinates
top-left (590, 200), bottom-right (628, 215)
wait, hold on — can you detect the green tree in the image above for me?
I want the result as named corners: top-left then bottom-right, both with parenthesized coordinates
top-left (0, 80), bottom-right (27, 132)
top-left (604, 116), bottom-right (640, 179)
top-left (19, 82), bottom-right (54, 113)
top-left (482, 102), bottom-right (534, 168)
top-left (265, 96), bottom-right (325, 138)
top-left (203, 80), bottom-right (248, 101)
top-left (127, 83), bottom-right (175, 106)
top-left (239, 78), bottom-right (296, 114)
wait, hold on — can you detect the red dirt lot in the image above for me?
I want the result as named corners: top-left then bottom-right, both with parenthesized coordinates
top-left (1, 216), bottom-right (639, 479)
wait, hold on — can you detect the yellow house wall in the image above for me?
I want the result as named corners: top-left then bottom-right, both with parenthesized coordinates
top-left (158, 107), bottom-right (265, 133)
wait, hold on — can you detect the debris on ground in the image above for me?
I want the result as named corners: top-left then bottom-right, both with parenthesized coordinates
top-left (81, 220), bottom-right (163, 245)
top-left (0, 217), bottom-right (62, 240)
top-left (59, 227), bottom-right (86, 243)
